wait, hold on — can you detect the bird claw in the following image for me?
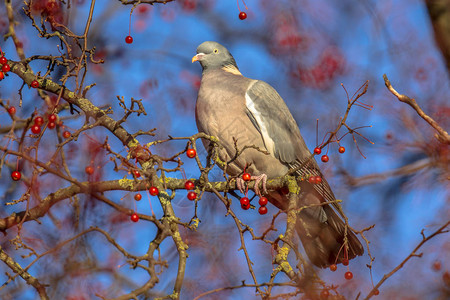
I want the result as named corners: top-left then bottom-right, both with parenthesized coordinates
top-left (236, 174), bottom-right (268, 197)
top-left (252, 174), bottom-right (268, 197)
top-left (236, 178), bottom-right (246, 194)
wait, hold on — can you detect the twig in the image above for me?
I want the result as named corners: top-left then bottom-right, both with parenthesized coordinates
top-left (383, 74), bottom-right (450, 144)
top-left (363, 221), bottom-right (450, 299)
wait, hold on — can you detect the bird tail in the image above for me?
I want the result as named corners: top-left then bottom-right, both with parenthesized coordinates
top-left (268, 187), bottom-right (364, 268)
top-left (296, 203), bottom-right (364, 268)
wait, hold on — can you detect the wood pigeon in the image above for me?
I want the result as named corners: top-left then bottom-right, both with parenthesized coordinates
top-left (192, 41), bottom-right (363, 268)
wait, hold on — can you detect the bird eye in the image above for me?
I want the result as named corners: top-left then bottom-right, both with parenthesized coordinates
top-left (213, 48), bottom-right (219, 54)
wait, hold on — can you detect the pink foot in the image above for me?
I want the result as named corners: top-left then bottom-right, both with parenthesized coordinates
top-left (251, 174), bottom-right (268, 197)
top-left (236, 177), bottom-right (246, 194)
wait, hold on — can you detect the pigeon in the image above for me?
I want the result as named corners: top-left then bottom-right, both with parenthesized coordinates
top-left (192, 41), bottom-right (363, 268)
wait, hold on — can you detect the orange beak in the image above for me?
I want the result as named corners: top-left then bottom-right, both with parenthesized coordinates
top-left (192, 53), bottom-right (204, 63)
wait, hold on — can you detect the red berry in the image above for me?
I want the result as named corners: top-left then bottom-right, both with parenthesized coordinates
top-left (8, 106), bottom-right (16, 115)
top-left (130, 213), bottom-right (139, 222)
top-left (242, 172), bottom-right (251, 181)
top-left (321, 155), bottom-right (329, 162)
top-left (258, 206), bottom-right (268, 215)
top-left (186, 148), bottom-right (196, 158)
top-left (85, 166), bottom-right (94, 175)
top-left (314, 147), bottom-right (322, 155)
top-left (63, 131), bottom-right (71, 139)
top-left (315, 176), bottom-right (322, 184)
top-left (258, 197), bottom-right (268, 206)
top-left (134, 193), bottom-right (142, 201)
top-left (342, 258), bottom-right (349, 266)
top-left (338, 146), bottom-right (345, 153)
top-left (0, 72), bottom-right (4, 80)
top-left (47, 122), bottom-right (56, 129)
top-left (133, 170), bottom-right (141, 178)
top-left (320, 289), bottom-right (330, 299)
top-left (31, 125), bottom-right (41, 134)
top-left (0, 56), bottom-right (7, 64)
top-left (48, 114), bottom-right (57, 122)
top-left (308, 176), bottom-right (317, 184)
top-left (149, 186), bottom-right (159, 196)
top-left (240, 197), bottom-right (250, 210)
top-left (125, 35), bottom-right (133, 44)
top-left (187, 191), bottom-right (197, 200)
top-left (344, 271), bottom-right (353, 280)
top-left (373, 289), bottom-right (380, 296)
top-left (329, 264), bottom-right (337, 272)
top-left (31, 80), bottom-right (39, 88)
top-left (11, 171), bottom-right (21, 181)
top-left (184, 180), bottom-right (195, 190)
top-left (34, 116), bottom-right (44, 126)
top-left (238, 11), bottom-right (247, 20)
top-left (2, 64), bottom-right (10, 72)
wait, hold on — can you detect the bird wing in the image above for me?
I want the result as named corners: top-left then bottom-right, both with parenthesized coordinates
top-left (245, 80), bottom-right (336, 202)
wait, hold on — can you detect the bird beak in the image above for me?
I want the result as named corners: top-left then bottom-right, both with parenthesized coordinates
top-left (192, 53), bottom-right (205, 63)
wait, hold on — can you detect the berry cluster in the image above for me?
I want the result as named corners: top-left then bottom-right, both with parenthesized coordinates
top-left (239, 172), bottom-right (268, 215)
top-left (308, 175), bottom-right (322, 184)
top-left (313, 146), bottom-right (345, 163)
top-left (31, 114), bottom-right (58, 135)
top-left (185, 180), bottom-right (197, 200)
top-left (0, 54), bottom-right (10, 80)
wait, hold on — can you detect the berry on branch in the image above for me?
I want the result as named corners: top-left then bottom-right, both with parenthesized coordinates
top-left (34, 116), bottom-right (44, 126)
top-left (31, 125), bottom-right (41, 134)
top-left (31, 80), bottom-right (39, 88)
top-left (149, 186), bottom-right (159, 196)
top-left (344, 271), bottom-right (353, 280)
top-left (11, 171), bottom-right (21, 181)
top-left (258, 197), bottom-right (268, 206)
top-left (240, 197), bottom-right (250, 210)
top-left (187, 191), bottom-right (197, 200)
top-left (2, 64), bottom-right (10, 73)
top-left (258, 206), bottom-right (268, 215)
top-left (8, 106), bottom-right (16, 115)
top-left (186, 148), bottom-right (196, 158)
top-left (130, 213), bottom-right (139, 222)
top-left (184, 180), bottom-right (195, 190)
top-left (242, 172), bottom-right (251, 181)
top-left (125, 35), bottom-right (133, 44)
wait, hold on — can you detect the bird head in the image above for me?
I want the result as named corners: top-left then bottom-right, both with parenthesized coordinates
top-left (192, 41), bottom-right (239, 72)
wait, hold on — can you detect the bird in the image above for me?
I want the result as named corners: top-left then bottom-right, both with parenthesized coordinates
top-left (192, 41), bottom-right (363, 268)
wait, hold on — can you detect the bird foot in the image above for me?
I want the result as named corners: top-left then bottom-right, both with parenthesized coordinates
top-left (236, 177), bottom-right (246, 195)
top-left (236, 174), bottom-right (268, 197)
top-left (251, 174), bottom-right (268, 197)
